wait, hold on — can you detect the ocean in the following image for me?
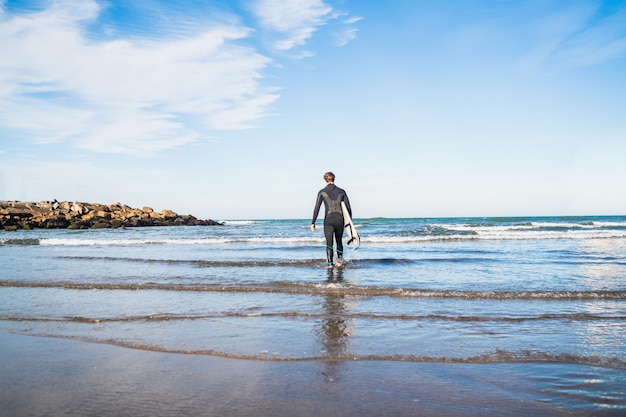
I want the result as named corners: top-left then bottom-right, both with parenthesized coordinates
top-left (1, 215), bottom-right (625, 415)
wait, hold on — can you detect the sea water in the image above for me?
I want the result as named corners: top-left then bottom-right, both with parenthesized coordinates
top-left (1, 215), bottom-right (625, 412)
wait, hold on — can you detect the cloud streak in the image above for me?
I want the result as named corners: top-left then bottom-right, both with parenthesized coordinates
top-left (516, 2), bottom-right (626, 74)
top-left (552, 5), bottom-right (626, 68)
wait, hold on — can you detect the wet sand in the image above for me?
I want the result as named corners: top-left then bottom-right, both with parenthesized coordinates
top-left (1, 331), bottom-right (623, 417)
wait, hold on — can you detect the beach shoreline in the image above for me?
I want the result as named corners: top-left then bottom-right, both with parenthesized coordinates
top-left (1, 331), bottom-right (623, 417)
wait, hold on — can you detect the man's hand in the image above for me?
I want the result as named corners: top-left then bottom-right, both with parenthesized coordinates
top-left (311, 224), bottom-right (316, 232)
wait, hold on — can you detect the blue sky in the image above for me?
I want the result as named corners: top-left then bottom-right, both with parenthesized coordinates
top-left (1, 0), bottom-right (625, 219)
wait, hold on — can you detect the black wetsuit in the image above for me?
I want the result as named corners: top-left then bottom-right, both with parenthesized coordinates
top-left (312, 184), bottom-right (352, 263)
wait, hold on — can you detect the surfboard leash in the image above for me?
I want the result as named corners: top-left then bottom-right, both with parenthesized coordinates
top-left (309, 231), bottom-right (347, 266)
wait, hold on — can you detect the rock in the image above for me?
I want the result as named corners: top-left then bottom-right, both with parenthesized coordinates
top-left (68, 221), bottom-right (91, 230)
top-left (108, 202), bottom-right (122, 211)
top-left (81, 212), bottom-right (97, 221)
top-left (71, 202), bottom-right (85, 215)
top-left (44, 215), bottom-right (70, 229)
top-left (161, 209), bottom-right (177, 218)
top-left (109, 219), bottom-right (123, 228)
top-left (0, 200), bottom-right (224, 230)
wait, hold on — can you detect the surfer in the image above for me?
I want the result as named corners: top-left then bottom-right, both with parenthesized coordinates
top-left (311, 172), bottom-right (353, 268)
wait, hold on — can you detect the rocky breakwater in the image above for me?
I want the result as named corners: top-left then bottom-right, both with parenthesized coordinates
top-left (0, 200), bottom-right (223, 230)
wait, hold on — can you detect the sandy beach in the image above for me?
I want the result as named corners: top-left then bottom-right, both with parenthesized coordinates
top-left (1, 331), bottom-right (623, 417)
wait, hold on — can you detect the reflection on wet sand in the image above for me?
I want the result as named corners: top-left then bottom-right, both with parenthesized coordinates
top-left (317, 268), bottom-right (352, 384)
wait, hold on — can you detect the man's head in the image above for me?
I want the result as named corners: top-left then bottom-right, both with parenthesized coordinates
top-left (324, 172), bottom-right (335, 183)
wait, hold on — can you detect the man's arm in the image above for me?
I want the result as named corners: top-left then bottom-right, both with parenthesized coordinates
top-left (311, 192), bottom-right (323, 231)
top-left (343, 194), bottom-right (352, 218)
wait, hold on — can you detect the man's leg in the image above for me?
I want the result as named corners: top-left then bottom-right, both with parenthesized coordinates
top-left (334, 225), bottom-right (344, 264)
top-left (324, 223), bottom-right (335, 265)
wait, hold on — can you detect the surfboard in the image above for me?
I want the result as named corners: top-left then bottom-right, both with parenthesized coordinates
top-left (341, 201), bottom-right (360, 248)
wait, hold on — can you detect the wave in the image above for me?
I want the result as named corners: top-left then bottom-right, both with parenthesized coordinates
top-left (85, 344), bottom-right (626, 369)
top-left (1, 232), bottom-right (624, 247)
top-left (2, 221), bottom-right (625, 246)
top-left (54, 256), bottom-right (417, 267)
top-left (220, 220), bottom-right (262, 226)
top-left (0, 236), bottom-right (328, 246)
top-left (0, 238), bottom-right (41, 245)
top-left (52, 256), bottom-right (323, 267)
top-left (3, 312), bottom-right (624, 324)
top-left (56, 255), bottom-right (622, 270)
top-left (2, 280), bottom-right (624, 300)
top-left (380, 221), bottom-right (626, 241)
top-left (0, 330), bottom-right (623, 369)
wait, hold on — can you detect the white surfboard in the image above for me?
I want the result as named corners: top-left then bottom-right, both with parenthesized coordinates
top-left (341, 201), bottom-right (360, 248)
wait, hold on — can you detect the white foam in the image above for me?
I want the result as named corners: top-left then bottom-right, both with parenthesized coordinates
top-left (30, 220), bottom-right (626, 247)
top-left (37, 235), bottom-right (326, 246)
top-left (221, 220), bottom-right (261, 226)
top-left (38, 238), bottom-right (234, 246)
top-left (363, 229), bottom-right (626, 243)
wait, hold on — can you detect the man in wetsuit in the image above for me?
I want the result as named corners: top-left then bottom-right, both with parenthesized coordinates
top-left (311, 172), bottom-right (353, 268)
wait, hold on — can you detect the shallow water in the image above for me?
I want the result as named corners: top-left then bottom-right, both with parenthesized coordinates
top-left (1, 332), bottom-right (624, 417)
top-left (1, 216), bottom-right (625, 412)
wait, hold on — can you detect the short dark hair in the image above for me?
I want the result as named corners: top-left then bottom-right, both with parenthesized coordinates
top-left (324, 172), bottom-right (335, 182)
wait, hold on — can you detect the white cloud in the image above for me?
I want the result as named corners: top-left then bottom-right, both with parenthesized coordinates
top-left (74, 107), bottom-right (199, 156)
top-left (0, 0), bottom-right (278, 156)
top-left (334, 16), bottom-right (362, 47)
top-left (249, 0), bottom-right (333, 50)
